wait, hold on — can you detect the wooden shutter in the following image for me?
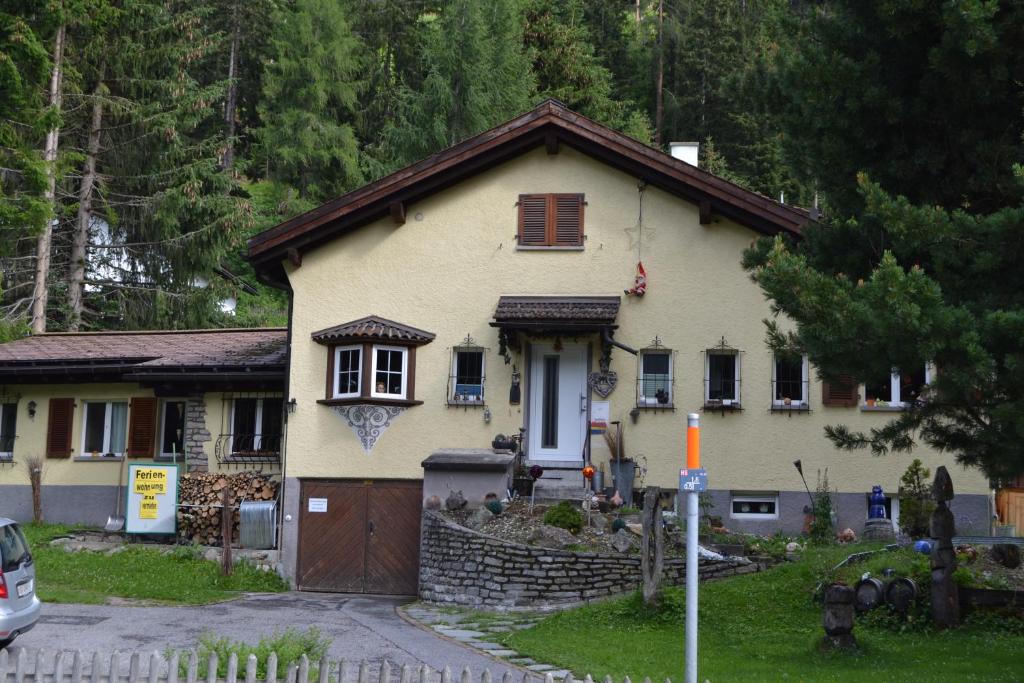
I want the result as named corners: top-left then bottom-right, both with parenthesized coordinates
top-left (126, 397), bottom-right (158, 458)
top-left (46, 398), bottom-right (75, 458)
top-left (518, 194), bottom-right (584, 246)
top-left (553, 194), bottom-right (584, 246)
top-left (822, 374), bottom-right (858, 407)
top-left (518, 194), bottom-right (548, 245)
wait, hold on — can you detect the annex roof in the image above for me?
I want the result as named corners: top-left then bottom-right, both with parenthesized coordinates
top-left (311, 315), bottom-right (436, 346)
top-left (247, 100), bottom-right (810, 288)
top-left (0, 328), bottom-right (287, 385)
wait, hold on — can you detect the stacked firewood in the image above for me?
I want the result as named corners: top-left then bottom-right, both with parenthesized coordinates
top-left (176, 471), bottom-right (278, 545)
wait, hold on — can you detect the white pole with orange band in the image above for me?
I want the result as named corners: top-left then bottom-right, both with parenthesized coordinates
top-left (682, 413), bottom-right (705, 683)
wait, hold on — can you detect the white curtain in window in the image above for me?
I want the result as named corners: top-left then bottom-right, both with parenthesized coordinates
top-left (109, 402), bottom-right (128, 453)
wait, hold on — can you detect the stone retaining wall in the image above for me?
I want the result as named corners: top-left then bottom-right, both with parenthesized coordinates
top-left (419, 510), bottom-right (764, 609)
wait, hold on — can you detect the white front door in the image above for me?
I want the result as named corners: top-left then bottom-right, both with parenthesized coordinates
top-left (528, 343), bottom-right (587, 462)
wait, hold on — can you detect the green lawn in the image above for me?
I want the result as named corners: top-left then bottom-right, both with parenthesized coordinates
top-left (504, 545), bottom-right (1024, 682)
top-left (22, 524), bottom-right (287, 605)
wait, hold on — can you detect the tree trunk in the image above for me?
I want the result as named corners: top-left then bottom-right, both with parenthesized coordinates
top-left (654, 0), bottom-right (664, 146)
top-left (68, 79), bottom-right (104, 331)
top-left (641, 485), bottom-right (665, 606)
top-left (31, 23), bottom-right (66, 334)
top-left (222, 1), bottom-right (241, 171)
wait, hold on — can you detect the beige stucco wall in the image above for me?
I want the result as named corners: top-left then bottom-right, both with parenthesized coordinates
top-left (0, 384), bottom-right (245, 485)
top-left (283, 146), bottom-right (989, 497)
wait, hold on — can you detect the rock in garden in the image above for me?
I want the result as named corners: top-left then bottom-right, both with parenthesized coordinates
top-left (464, 507), bottom-right (495, 531)
top-left (590, 512), bottom-right (608, 529)
top-left (992, 543), bottom-right (1021, 569)
top-left (610, 529), bottom-right (636, 553)
top-left (527, 524), bottom-right (577, 549)
top-left (626, 523), bottom-right (643, 536)
top-left (445, 490), bottom-right (467, 511)
top-left (786, 541), bottom-right (802, 554)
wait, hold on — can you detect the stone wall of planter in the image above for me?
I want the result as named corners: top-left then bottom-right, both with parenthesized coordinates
top-left (419, 510), bottom-right (764, 609)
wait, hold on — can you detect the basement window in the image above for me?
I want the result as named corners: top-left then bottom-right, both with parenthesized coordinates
top-left (730, 493), bottom-right (779, 520)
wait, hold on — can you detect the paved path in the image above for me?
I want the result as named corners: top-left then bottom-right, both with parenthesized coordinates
top-left (7, 593), bottom-right (530, 680)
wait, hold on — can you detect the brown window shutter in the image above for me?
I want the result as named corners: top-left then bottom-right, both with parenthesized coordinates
top-left (518, 194), bottom-right (548, 245)
top-left (822, 374), bottom-right (858, 407)
top-left (127, 397), bottom-right (158, 458)
top-left (46, 398), bottom-right (75, 458)
top-left (553, 194), bottom-right (584, 246)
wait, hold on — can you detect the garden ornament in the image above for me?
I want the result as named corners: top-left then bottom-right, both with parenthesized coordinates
top-left (868, 485), bottom-right (887, 519)
top-left (929, 465), bottom-right (959, 629)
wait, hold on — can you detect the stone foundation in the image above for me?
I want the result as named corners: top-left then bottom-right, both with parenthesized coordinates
top-left (419, 510), bottom-right (763, 609)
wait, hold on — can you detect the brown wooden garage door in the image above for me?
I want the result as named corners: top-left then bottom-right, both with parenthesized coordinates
top-left (297, 480), bottom-right (422, 594)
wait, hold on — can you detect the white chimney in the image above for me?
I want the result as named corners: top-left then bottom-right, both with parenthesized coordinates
top-left (669, 141), bottom-right (699, 167)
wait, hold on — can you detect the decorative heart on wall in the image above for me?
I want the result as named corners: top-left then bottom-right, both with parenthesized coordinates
top-left (588, 370), bottom-right (618, 397)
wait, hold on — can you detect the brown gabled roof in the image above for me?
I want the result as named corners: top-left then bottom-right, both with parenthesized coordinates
top-left (0, 328), bottom-right (287, 384)
top-left (311, 315), bottom-right (435, 346)
top-left (247, 100), bottom-right (810, 287)
top-left (493, 296), bottom-right (620, 325)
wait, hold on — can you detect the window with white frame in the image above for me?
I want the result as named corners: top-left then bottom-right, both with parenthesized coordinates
top-left (864, 365), bottom-right (931, 407)
top-left (82, 401), bottom-right (128, 456)
top-left (773, 354), bottom-right (808, 407)
top-left (638, 350), bottom-right (673, 406)
top-left (230, 397), bottom-right (283, 455)
top-left (0, 403), bottom-right (16, 458)
top-left (450, 348), bottom-right (485, 403)
top-left (371, 346), bottom-right (408, 399)
top-left (159, 400), bottom-right (186, 458)
top-left (333, 345), bottom-right (362, 398)
top-left (706, 351), bottom-right (740, 404)
top-left (730, 493), bottom-right (779, 520)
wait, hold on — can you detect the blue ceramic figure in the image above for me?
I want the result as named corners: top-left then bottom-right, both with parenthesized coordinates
top-left (868, 485), bottom-right (888, 519)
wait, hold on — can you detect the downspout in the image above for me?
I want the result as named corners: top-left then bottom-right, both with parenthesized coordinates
top-left (276, 284), bottom-right (294, 577)
top-left (603, 328), bottom-right (637, 356)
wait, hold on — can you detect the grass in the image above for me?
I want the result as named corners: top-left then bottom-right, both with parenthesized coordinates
top-left (503, 544), bottom-right (1024, 682)
top-left (22, 523), bottom-right (288, 605)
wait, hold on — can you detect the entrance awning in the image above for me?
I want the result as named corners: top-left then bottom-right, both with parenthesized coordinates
top-left (490, 296), bottom-right (620, 333)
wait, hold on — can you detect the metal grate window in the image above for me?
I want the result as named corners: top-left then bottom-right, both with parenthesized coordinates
top-left (216, 392), bottom-right (283, 469)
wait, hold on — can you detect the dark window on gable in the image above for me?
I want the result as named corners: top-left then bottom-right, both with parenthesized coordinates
top-left (517, 194), bottom-right (584, 247)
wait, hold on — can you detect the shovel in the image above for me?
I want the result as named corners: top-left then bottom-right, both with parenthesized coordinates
top-left (105, 454), bottom-right (127, 532)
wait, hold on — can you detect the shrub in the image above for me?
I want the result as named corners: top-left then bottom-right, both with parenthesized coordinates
top-left (544, 501), bottom-right (583, 534)
top-left (611, 517), bottom-right (627, 533)
top-left (172, 628), bottom-right (331, 679)
top-left (485, 500), bottom-right (503, 515)
top-left (899, 459), bottom-right (935, 538)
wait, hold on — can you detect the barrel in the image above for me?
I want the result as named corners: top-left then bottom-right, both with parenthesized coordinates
top-left (854, 577), bottom-right (885, 611)
top-left (885, 577), bottom-right (919, 613)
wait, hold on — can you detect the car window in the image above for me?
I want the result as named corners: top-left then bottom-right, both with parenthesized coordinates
top-left (0, 523), bottom-right (31, 571)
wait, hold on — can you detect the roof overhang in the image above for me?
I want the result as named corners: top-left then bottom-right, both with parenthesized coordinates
top-left (247, 100), bottom-right (810, 289)
top-left (490, 295), bottom-right (620, 334)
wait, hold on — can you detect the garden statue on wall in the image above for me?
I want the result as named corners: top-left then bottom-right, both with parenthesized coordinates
top-left (930, 466), bottom-right (959, 629)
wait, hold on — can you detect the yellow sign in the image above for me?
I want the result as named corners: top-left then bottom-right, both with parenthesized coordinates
top-left (133, 468), bottom-right (168, 495)
top-left (140, 495), bottom-right (159, 519)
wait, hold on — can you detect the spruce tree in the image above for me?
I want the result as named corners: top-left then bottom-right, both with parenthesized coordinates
top-left (254, 0), bottom-right (363, 201)
top-left (381, 0), bottom-right (534, 170)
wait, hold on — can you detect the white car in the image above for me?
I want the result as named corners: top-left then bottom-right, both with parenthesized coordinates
top-left (0, 518), bottom-right (40, 649)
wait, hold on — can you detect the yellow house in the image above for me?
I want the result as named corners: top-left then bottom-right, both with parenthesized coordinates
top-left (0, 329), bottom-right (286, 525)
top-left (246, 100), bottom-right (991, 592)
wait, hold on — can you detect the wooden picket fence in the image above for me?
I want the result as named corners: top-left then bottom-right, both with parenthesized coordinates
top-left (0, 650), bottom-right (665, 683)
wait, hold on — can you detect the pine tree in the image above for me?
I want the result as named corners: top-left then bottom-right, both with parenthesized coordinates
top-left (253, 0), bottom-right (363, 201)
